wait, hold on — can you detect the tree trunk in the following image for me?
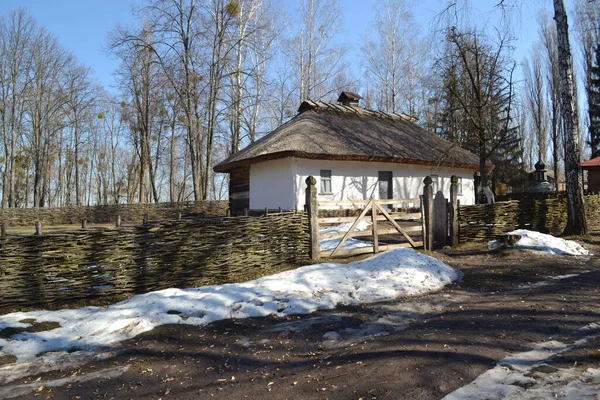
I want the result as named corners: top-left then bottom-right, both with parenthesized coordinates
top-left (169, 120), bottom-right (176, 203)
top-left (553, 0), bottom-right (587, 235)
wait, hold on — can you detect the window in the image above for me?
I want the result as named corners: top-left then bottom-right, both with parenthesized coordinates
top-left (320, 170), bottom-right (332, 194)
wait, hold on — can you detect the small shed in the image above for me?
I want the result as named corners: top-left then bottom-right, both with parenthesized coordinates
top-left (581, 156), bottom-right (600, 193)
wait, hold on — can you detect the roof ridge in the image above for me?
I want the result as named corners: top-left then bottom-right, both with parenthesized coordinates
top-left (302, 100), bottom-right (407, 121)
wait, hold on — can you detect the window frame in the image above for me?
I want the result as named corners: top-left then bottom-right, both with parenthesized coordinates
top-left (319, 169), bottom-right (332, 195)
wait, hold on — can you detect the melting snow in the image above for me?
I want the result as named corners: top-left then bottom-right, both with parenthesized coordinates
top-left (443, 322), bottom-right (600, 400)
top-left (320, 221), bottom-right (373, 251)
top-left (319, 220), bottom-right (371, 235)
top-left (0, 248), bottom-right (461, 381)
top-left (488, 229), bottom-right (590, 256)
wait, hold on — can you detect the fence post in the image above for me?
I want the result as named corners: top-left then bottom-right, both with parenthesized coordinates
top-left (372, 201), bottom-right (378, 253)
top-left (35, 221), bottom-right (42, 236)
top-left (449, 175), bottom-right (459, 246)
top-left (116, 215), bottom-right (121, 228)
top-left (1, 223), bottom-right (6, 238)
top-left (423, 176), bottom-right (433, 251)
top-left (143, 214), bottom-right (148, 225)
top-left (305, 176), bottom-right (320, 260)
top-left (81, 219), bottom-right (87, 229)
top-left (177, 212), bottom-right (182, 221)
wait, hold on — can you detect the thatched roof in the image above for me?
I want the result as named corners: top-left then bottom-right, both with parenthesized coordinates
top-left (214, 100), bottom-right (480, 173)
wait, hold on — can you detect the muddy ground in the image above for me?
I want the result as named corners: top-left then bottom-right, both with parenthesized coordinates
top-left (2, 235), bottom-right (600, 399)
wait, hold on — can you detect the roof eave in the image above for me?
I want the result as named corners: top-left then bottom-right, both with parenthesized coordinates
top-left (213, 152), bottom-right (480, 173)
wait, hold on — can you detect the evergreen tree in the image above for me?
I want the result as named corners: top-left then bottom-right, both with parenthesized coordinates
top-left (435, 28), bottom-right (522, 201)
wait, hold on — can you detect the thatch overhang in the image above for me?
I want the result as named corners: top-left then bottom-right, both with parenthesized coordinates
top-left (214, 100), bottom-right (481, 173)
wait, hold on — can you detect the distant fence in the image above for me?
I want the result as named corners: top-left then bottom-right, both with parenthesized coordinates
top-left (0, 212), bottom-right (309, 312)
top-left (459, 195), bottom-right (600, 242)
top-left (0, 200), bottom-right (229, 227)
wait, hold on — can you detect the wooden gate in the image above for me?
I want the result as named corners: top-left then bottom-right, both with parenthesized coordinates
top-left (433, 191), bottom-right (448, 248)
top-left (422, 175), bottom-right (459, 251)
top-left (304, 179), bottom-right (424, 259)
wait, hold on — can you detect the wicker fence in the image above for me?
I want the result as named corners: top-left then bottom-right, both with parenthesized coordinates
top-left (0, 212), bottom-right (309, 312)
top-left (0, 200), bottom-right (229, 227)
top-left (458, 195), bottom-right (600, 242)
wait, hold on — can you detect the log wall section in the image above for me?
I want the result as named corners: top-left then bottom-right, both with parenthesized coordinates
top-left (229, 166), bottom-right (250, 215)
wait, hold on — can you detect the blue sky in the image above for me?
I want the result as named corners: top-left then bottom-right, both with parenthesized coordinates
top-left (0, 0), bottom-right (554, 92)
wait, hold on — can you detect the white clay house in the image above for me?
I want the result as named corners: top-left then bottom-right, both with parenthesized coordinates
top-left (214, 92), bottom-right (480, 214)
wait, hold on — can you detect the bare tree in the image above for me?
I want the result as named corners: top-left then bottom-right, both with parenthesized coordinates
top-left (97, 97), bottom-right (129, 204)
top-left (110, 25), bottom-right (163, 203)
top-left (574, 0), bottom-right (600, 157)
top-left (443, 28), bottom-right (520, 200)
top-left (27, 27), bottom-right (73, 207)
top-left (540, 11), bottom-right (563, 192)
top-left (553, 0), bottom-right (587, 234)
top-left (361, 0), bottom-right (425, 114)
top-left (227, 0), bottom-right (278, 153)
top-left (64, 64), bottom-right (96, 205)
top-left (523, 45), bottom-right (548, 164)
top-left (267, 64), bottom-right (296, 129)
top-left (0, 9), bottom-right (35, 207)
top-left (286, 0), bottom-right (346, 102)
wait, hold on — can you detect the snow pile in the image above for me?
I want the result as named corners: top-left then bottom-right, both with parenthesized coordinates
top-left (0, 249), bottom-right (461, 363)
top-left (488, 229), bottom-right (590, 256)
top-left (320, 220), bottom-right (372, 251)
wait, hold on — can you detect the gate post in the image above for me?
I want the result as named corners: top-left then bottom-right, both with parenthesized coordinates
top-left (449, 175), bottom-right (459, 246)
top-left (423, 176), bottom-right (433, 251)
top-left (305, 176), bottom-right (320, 260)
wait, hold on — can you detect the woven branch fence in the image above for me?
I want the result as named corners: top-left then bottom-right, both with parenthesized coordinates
top-left (459, 195), bottom-right (600, 242)
top-left (0, 200), bottom-right (229, 227)
top-left (0, 212), bottom-right (309, 312)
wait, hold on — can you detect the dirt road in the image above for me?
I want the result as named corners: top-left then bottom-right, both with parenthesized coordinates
top-left (2, 241), bottom-right (600, 399)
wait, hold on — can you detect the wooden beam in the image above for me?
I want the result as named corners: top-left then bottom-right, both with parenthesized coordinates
top-left (375, 202), bottom-right (417, 248)
top-left (318, 198), bottom-right (420, 207)
top-left (318, 212), bottom-right (421, 224)
top-left (372, 202), bottom-right (378, 253)
top-left (320, 225), bottom-right (422, 239)
top-left (330, 199), bottom-right (373, 257)
top-left (305, 176), bottom-right (320, 260)
top-left (321, 242), bottom-right (424, 258)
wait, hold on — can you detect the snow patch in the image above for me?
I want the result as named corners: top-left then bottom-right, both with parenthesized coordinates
top-left (320, 221), bottom-right (373, 251)
top-left (0, 248), bottom-right (461, 383)
top-left (319, 220), bottom-right (371, 235)
top-left (488, 229), bottom-right (590, 256)
top-left (443, 323), bottom-right (600, 400)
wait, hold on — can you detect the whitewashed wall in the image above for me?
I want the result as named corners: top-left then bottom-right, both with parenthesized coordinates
top-left (249, 158), bottom-right (295, 209)
top-left (249, 157), bottom-right (476, 210)
top-left (292, 159), bottom-right (476, 209)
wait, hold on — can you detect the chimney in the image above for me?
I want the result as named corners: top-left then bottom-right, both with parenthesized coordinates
top-left (337, 91), bottom-right (362, 107)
